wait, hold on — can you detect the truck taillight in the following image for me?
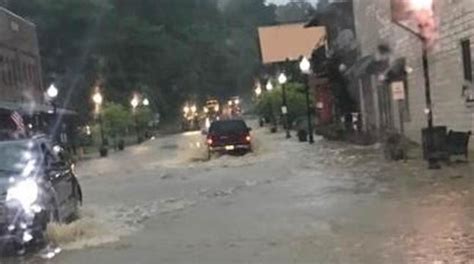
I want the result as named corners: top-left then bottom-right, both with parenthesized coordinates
top-left (245, 135), bottom-right (251, 142)
top-left (207, 138), bottom-right (213, 145)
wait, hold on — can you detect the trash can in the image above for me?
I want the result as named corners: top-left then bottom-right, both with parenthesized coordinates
top-left (298, 129), bottom-right (308, 142)
top-left (422, 126), bottom-right (448, 160)
top-left (100, 146), bottom-right (108, 157)
top-left (118, 139), bottom-right (125, 151)
top-left (447, 130), bottom-right (472, 159)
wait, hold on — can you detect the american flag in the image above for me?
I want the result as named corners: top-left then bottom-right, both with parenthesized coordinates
top-left (10, 111), bottom-right (25, 134)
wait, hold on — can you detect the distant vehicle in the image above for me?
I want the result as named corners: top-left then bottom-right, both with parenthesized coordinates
top-left (226, 96), bottom-right (242, 117)
top-left (181, 104), bottom-right (200, 131)
top-left (205, 119), bottom-right (252, 159)
top-left (204, 99), bottom-right (221, 121)
top-left (0, 136), bottom-right (82, 250)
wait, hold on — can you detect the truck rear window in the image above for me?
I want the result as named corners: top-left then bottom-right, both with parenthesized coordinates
top-left (210, 120), bottom-right (247, 134)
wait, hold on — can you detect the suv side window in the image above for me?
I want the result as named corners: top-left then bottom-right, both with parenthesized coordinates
top-left (40, 141), bottom-right (60, 169)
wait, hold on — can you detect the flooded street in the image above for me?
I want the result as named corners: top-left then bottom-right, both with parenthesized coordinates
top-left (3, 0), bottom-right (474, 263)
top-left (5, 125), bottom-right (474, 264)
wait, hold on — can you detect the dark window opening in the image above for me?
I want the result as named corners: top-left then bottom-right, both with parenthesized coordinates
top-left (461, 38), bottom-right (472, 82)
top-left (402, 76), bottom-right (411, 121)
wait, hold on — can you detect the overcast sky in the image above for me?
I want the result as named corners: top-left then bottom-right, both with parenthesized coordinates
top-left (266, 0), bottom-right (319, 5)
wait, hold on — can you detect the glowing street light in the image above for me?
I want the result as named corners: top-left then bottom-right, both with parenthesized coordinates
top-left (266, 81), bottom-right (273, 91)
top-left (131, 96), bottom-right (140, 110)
top-left (255, 85), bottom-right (262, 96)
top-left (278, 73), bottom-right (287, 85)
top-left (143, 98), bottom-right (150, 106)
top-left (92, 92), bottom-right (103, 106)
top-left (46, 84), bottom-right (59, 99)
top-left (409, 0), bottom-right (433, 11)
top-left (46, 83), bottom-right (59, 117)
top-left (183, 105), bottom-right (190, 114)
top-left (299, 56), bottom-right (311, 74)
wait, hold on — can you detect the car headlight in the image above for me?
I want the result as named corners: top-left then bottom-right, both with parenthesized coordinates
top-left (7, 179), bottom-right (39, 210)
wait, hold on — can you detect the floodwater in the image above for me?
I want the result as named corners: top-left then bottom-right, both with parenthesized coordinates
top-left (4, 122), bottom-right (474, 263)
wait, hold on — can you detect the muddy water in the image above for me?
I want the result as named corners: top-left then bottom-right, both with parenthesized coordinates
top-left (5, 124), bottom-right (474, 263)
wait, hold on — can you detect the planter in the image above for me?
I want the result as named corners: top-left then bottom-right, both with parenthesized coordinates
top-left (118, 140), bottom-right (125, 151)
top-left (298, 129), bottom-right (308, 142)
top-left (99, 146), bottom-right (108, 157)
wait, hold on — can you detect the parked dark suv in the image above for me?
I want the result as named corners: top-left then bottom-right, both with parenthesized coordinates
top-left (0, 135), bottom-right (82, 250)
top-left (206, 119), bottom-right (252, 159)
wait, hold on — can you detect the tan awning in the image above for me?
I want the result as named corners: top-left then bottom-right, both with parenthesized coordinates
top-left (258, 23), bottom-right (326, 64)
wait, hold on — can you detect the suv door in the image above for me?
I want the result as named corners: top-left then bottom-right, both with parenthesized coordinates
top-left (41, 142), bottom-right (74, 219)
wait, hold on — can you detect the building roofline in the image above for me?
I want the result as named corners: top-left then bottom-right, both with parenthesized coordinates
top-left (0, 7), bottom-right (36, 27)
top-left (258, 22), bottom-right (307, 30)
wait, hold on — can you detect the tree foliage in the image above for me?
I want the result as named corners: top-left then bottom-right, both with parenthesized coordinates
top-left (2, 0), bottom-right (277, 121)
top-left (275, 0), bottom-right (315, 23)
top-left (256, 82), bottom-right (311, 126)
top-left (134, 107), bottom-right (153, 131)
top-left (102, 103), bottom-right (131, 138)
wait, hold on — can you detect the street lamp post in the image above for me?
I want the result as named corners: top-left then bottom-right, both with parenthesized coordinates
top-left (300, 57), bottom-right (314, 144)
top-left (46, 84), bottom-right (59, 114)
top-left (421, 41), bottom-right (438, 168)
top-left (131, 95), bottom-right (140, 143)
top-left (255, 82), bottom-right (263, 127)
top-left (266, 81), bottom-right (277, 133)
top-left (278, 73), bottom-right (290, 139)
top-left (92, 91), bottom-right (107, 157)
top-left (392, 1), bottom-right (439, 169)
top-left (46, 84), bottom-right (59, 139)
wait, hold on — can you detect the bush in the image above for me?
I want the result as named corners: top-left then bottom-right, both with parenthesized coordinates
top-left (135, 107), bottom-right (153, 131)
top-left (255, 82), bottom-right (312, 127)
top-left (102, 103), bottom-right (132, 138)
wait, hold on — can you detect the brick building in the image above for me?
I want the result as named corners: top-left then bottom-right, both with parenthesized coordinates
top-left (0, 7), bottom-right (43, 106)
top-left (306, 0), bottom-right (357, 125)
top-left (0, 7), bottom-right (77, 147)
top-left (352, 0), bottom-right (474, 146)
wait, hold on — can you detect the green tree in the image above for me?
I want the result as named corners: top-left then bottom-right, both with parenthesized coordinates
top-left (275, 0), bottom-right (315, 23)
top-left (3, 0), bottom-right (277, 123)
top-left (102, 103), bottom-right (132, 138)
top-left (134, 107), bottom-right (153, 131)
top-left (256, 82), bottom-right (311, 126)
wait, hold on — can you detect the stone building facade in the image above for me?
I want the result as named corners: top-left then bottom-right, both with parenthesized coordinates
top-left (352, 0), bottom-right (474, 145)
top-left (0, 7), bottom-right (43, 105)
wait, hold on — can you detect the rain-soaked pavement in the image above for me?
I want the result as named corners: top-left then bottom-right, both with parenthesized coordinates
top-left (5, 121), bottom-right (474, 263)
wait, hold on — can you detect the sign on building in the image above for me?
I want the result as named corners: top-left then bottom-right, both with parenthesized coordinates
top-left (257, 24), bottom-right (326, 64)
top-left (391, 81), bottom-right (405, 101)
